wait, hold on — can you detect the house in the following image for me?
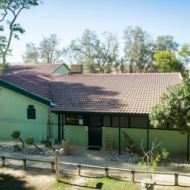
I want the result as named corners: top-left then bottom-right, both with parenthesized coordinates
top-left (3, 63), bottom-right (71, 75)
top-left (0, 73), bottom-right (189, 159)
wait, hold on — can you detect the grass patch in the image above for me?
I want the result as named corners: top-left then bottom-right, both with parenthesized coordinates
top-left (54, 177), bottom-right (72, 189)
top-left (84, 177), bottom-right (140, 190)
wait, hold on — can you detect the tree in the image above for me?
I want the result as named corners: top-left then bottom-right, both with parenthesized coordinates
top-left (11, 130), bottom-right (24, 148)
top-left (96, 32), bottom-right (119, 73)
top-left (149, 79), bottom-right (190, 136)
top-left (70, 29), bottom-right (100, 61)
top-left (0, 0), bottom-right (41, 75)
top-left (82, 59), bottom-right (97, 74)
top-left (123, 26), bottom-right (156, 73)
top-left (156, 35), bottom-right (179, 52)
top-left (178, 43), bottom-right (190, 66)
top-left (22, 42), bottom-right (40, 63)
top-left (25, 136), bottom-right (43, 151)
top-left (154, 50), bottom-right (186, 76)
top-left (39, 34), bottom-right (64, 63)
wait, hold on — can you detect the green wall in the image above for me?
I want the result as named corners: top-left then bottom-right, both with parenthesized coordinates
top-left (51, 64), bottom-right (70, 74)
top-left (0, 87), bottom-right (52, 143)
top-left (64, 125), bottom-right (88, 146)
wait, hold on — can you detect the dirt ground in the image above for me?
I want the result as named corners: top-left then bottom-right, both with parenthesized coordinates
top-left (0, 166), bottom-right (190, 190)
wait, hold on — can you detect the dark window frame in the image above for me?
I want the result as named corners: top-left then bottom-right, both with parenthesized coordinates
top-left (65, 115), bottom-right (84, 126)
top-left (27, 105), bottom-right (36, 119)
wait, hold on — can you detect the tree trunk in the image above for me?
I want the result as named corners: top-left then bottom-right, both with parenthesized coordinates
top-left (19, 137), bottom-right (25, 149)
top-left (0, 54), bottom-right (6, 75)
top-left (34, 143), bottom-right (44, 152)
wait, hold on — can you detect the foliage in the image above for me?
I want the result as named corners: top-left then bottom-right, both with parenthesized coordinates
top-left (138, 138), bottom-right (169, 180)
top-left (39, 34), bottom-right (64, 63)
top-left (13, 144), bottom-right (20, 151)
top-left (0, 0), bottom-right (41, 74)
top-left (154, 50), bottom-right (186, 76)
top-left (25, 136), bottom-right (43, 151)
top-left (22, 42), bottom-right (40, 63)
top-left (150, 79), bottom-right (190, 136)
top-left (156, 35), bottom-right (179, 52)
top-left (45, 141), bottom-right (55, 150)
top-left (123, 26), bottom-right (156, 73)
top-left (82, 59), bottom-right (97, 74)
top-left (178, 43), bottom-right (190, 66)
top-left (11, 130), bottom-right (24, 148)
top-left (120, 131), bottom-right (134, 149)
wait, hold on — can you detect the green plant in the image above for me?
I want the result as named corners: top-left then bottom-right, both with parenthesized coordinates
top-left (13, 144), bottom-right (20, 151)
top-left (11, 130), bottom-right (24, 149)
top-left (45, 141), bottom-right (55, 151)
top-left (120, 131), bottom-right (134, 149)
top-left (138, 137), bottom-right (169, 180)
top-left (25, 137), bottom-right (43, 152)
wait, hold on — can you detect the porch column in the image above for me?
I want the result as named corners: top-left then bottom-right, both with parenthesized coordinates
top-left (62, 114), bottom-right (64, 140)
top-left (119, 116), bottom-right (121, 155)
top-left (187, 134), bottom-right (189, 162)
top-left (58, 114), bottom-right (60, 142)
top-left (147, 116), bottom-right (149, 151)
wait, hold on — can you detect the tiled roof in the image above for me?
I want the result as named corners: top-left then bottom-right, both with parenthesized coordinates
top-left (50, 73), bottom-right (181, 114)
top-left (0, 73), bottom-right (182, 114)
top-left (3, 64), bottom-right (62, 75)
top-left (0, 75), bottom-right (53, 101)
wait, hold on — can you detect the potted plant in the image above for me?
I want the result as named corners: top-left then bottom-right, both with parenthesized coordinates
top-left (120, 131), bottom-right (135, 153)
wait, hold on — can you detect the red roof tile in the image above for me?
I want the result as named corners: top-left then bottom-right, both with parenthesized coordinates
top-left (0, 73), bottom-right (182, 114)
top-left (3, 64), bottom-right (62, 75)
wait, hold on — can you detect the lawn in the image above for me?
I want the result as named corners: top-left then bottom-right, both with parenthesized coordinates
top-left (55, 176), bottom-right (140, 190)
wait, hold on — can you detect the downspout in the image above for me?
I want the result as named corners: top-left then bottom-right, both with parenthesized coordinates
top-left (119, 116), bottom-right (121, 155)
top-left (187, 134), bottom-right (189, 162)
top-left (58, 114), bottom-right (60, 142)
top-left (147, 116), bottom-right (149, 151)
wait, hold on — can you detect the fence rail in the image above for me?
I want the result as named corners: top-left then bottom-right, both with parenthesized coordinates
top-left (0, 155), bottom-right (190, 186)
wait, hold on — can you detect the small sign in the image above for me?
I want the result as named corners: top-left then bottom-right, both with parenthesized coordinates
top-left (58, 148), bottom-right (64, 156)
top-left (63, 127), bottom-right (66, 131)
top-left (79, 119), bottom-right (83, 125)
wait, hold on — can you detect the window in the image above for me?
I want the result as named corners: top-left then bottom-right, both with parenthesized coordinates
top-left (65, 115), bottom-right (75, 125)
top-left (150, 123), bottom-right (167, 129)
top-left (131, 117), bottom-right (147, 128)
top-left (121, 117), bottom-right (128, 128)
top-left (27, 105), bottom-right (35, 119)
top-left (112, 116), bottom-right (119, 127)
top-left (65, 115), bottom-right (84, 125)
top-left (103, 116), bottom-right (110, 127)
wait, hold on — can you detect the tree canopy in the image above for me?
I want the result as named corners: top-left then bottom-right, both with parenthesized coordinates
top-left (149, 79), bottom-right (190, 136)
top-left (154, 50), bottom-right (186, 76)
top-left (0, 0), bottom-right (41, 74)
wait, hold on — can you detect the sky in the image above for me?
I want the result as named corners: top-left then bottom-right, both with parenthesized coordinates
top-left (1, 0), bottom-right (190, 64)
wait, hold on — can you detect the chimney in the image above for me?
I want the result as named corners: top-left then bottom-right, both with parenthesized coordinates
top-left (70, 64), bottom-right (83, 74)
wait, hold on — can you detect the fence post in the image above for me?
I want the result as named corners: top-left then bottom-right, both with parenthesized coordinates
top-left (175, 173), bottom-right (178, 186)
top-left (131, 170), bottom-right (135, 182)
top-left (51, 161), bottom-right (55, 172)
top-left (77, 164), bottom-right (81, 176)
top-left (105, 167), bottom-right (109, 177)
top-left (23, 159), bottom-right (26, 170)
top-left (2, 156), bottom-right (5, 167)
top-left (55, 150), bottom-right (60, 182)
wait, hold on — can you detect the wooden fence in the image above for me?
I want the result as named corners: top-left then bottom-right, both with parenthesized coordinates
top-left (0, 155), bottom-right (190, 186)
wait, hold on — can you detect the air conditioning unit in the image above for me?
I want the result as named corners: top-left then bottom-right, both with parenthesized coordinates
top-left (71, 65), bottom-right (82, 74)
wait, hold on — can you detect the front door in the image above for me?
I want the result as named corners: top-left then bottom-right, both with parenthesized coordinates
top-left (89, 116), bottom-right (102, 146)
